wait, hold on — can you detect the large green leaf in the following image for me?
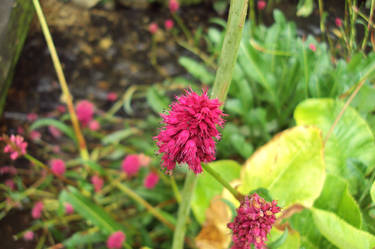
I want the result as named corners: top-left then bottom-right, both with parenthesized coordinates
top-left (311, 208), bottom-right (375, 249)
top-left (30, 118), bottom-right (77, 143)
top-left (294, 98), bottom-right (375, 195)
top-left (192, 160), bottom-right (241, 224)
top-left (178, 56), bottom-right (215, 84)
top-left (60, 187), bottom-right (123, 235)
top-left (63, 231), bottom-right (106, 248)
top-left (314, 174), bottom-right (362, 228)
top-left (239, 126), bottom-right (326, 208)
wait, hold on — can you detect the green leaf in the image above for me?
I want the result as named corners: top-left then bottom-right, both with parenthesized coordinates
top-left (192, 160), bottom-right (241, 224)
top-left (311, 208), bottom-right (375, 249)
top-left (314, 174), bottom-right (362, 228)
top-left (102, 129), bottom-right (138, 145)
top-left (178, 57), bottom-right (215, 84)
top-left (63, 231), bottom-right (106, 247)
top-left (146, 87), bottom-right (170, 114)
top-left (76, 159), bottom-right (105, 175)
top-left (294, 98), bottom-right (375, 195)
top-left (60, 187), bottom-right (123, 235)
top-left (30, 118), bottom-right (77, 143)
top-left (239, 126), bottom-right (326, 208)
top-left (297, 0), bottom-right (314, 17)
top-left (268, 228), bottom-right (300, 249)
top-left (371, 182), bottom-right (375, 203)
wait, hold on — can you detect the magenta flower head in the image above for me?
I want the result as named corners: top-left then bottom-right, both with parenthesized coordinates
top-left (169, 0), bottom-right (180, 13)
top-left (107, 231), bottom-right (126, 249)
top-left (122, 155), bottom-right (141, 177)
top-left (50, 159), bottom-right (66, 176)
top-left (29, 130), bottom-right (41, 141)
top-left (309, 43), bottom-right (316, 52)
top-left (144, 172), bottom-right (159, 189)
top-left (48, 126), bottom-right (62, 138)
top-left (27, 113), bottom-right (38, 122)
top-left (32, 201), bottom-right (44, 219)
top-left (3, 135), bottom-right (28, 160)
top-left (23, 231), bottom-right (34, 241)
top-left (335, 17), bottom-right (342, 28)
top-left (228, 193), bottom-right (281, 249)
top-left (148, 22), bottom-right (159, 34)
top-left (107, 92), bottom-right (118, 102)
top-left (257, 0), bottom-right (266, 10)
top-left (65, 203), bottom-right (74, 215)
top-left (154, 89), bottom-right (225, 174)
top-left (165, 19), bottom-right (174, 30)
top-left (88, 120), bottom-right (100, 131)
top-left (91, 175), bottom-right (104, 193)
top-left (76, 100), bottom-right (95, 127)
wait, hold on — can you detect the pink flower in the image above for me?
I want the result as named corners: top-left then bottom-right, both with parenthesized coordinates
top-left (76, 100), bottom-right (95, 127)
top-left (91, 175), bottom-right (104, 193)
top-left (122, 155), bottom-right (141, 177)
top-left (0, 166), bottom-right (17, 175)
top-left (50, 159), bottom-right (66, 176)
top-left (335, 17), bottom-right (342, 28)
top-left (169, 0), bottom-right (180, 13)
top-left (154, 89), bottom-right (225, 174)
top-left (27, 113), bottom-right (38, 122)
top-left (29, 130), bottom-right (41, 141)
top-left (138, 154), bottom-right (151, 167)
top-left (144, 172), bottom-right (159, 189)
top-left (32, 201), bottom-right (44, 219)
top-left (88, 120), bottom-right (100, 131)
top-left (57, 105), bottom-right (66, 113)
top-left (5, 179), bottom-right (15, 190)
top-left (148, 22), bottom-right (159, 34)
top-left (23, 231), bottom-right (34, 241)
top-left (48, 126), bottom-right (62, 138)
top-left (107, 92), bottom-right (118, 102)
top-left (309, 43), bottom-right (316, 52)
top-left (65, 203), bottom-right (74, 215)
top-left (165, 19), bottom-right (174, 30)
top-left (257, 0), bottom-right (266, 10)
top-left (228, 193), bottom-right (280, 249)
top-left (17, 126), bottom-right (25, 135)
top-left (3, 135), bottom-right (28, 160)
top-left (107, 231), bottom-right (126, 249)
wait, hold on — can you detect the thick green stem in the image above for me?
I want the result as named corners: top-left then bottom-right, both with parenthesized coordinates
top-left (202, 163), bottom-right (242, 201)
top-left (171, 1), bottom-right (248, 248)
top-left (171, 171), bottom-right (198, 249)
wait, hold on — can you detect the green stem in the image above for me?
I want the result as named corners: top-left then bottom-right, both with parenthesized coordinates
top-left (172, 13), bottom-right (193, 44)
top-left (171, 171), bottom-right (198, 249)
top-left (202, 163), bottom-right (242, 201)
top-left (171, 1), bottom-right (248, 248)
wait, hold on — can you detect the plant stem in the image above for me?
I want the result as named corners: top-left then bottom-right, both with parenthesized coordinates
top-left (171, 1), bottom-right (248, 248)
top-left (361, 0), bottom-right (375, 51)
top-left (172, 13), bottom-right (193, 44)
top-left (171, 171), bottom-right (198, 249)
top-left (202, 163), bottom-right (242, 201)
top-left (112, 179), bottom-right (175, 230)
top-left (32, 0), bottom-right (89, 160)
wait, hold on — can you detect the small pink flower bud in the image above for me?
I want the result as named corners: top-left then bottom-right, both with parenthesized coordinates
top-left (29, 130), bottom-right (41, 141)
top-left (91, 175), bottom-right (104, 193)
top-left (309, 43), bottom-right (316, 52)
top-left (32, 201), bottom-right (44, 219)
top-left (164, 19), bottom-right (174, 30)
top-left (48, 126), bottom-right (62, 138)
top-left (107, 92), bottom-right (118, 102)
top-left (257, 0), bottom-right (266, 10)
top-left (23, 231), bottom-right (34, 241)
top-left (50, 159), bottom-right (66, 176)
top-left (27, 113), bottom-right (38, 122)
top-left (335, 17), bottom-right (342, 28)
top-left (169, 0), bottom-right (179, 13)
top-left (122, 155), bottom-right (141, 177)
top-left (76, 100), bottom-right (95, 127)
top-left (0, 166), bottom-right (17, 175)
top-left (17, 126), bottom-right (25, 135)
top-left (57, 105), bottom-right (66, 113)
top-left (144, 172), bottom-right (159, 189)
top-left (88, 120), bottom-right (100, 131)
top-left (3, 135), bottom-right (28, 160)
top-left (107, 231), bottom-right (126, 249)
top-left (65, 203), bottom-right (74, 215)
top-left (148, 22), bottom-right (159, 34)
top-left (5, 179), bottom-right (15, 190)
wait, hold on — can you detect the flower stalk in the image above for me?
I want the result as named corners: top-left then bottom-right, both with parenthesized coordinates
top-left (171, 0), bottom-right (248, 248)
top-left (32, 0), bottom-right (89, 160)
